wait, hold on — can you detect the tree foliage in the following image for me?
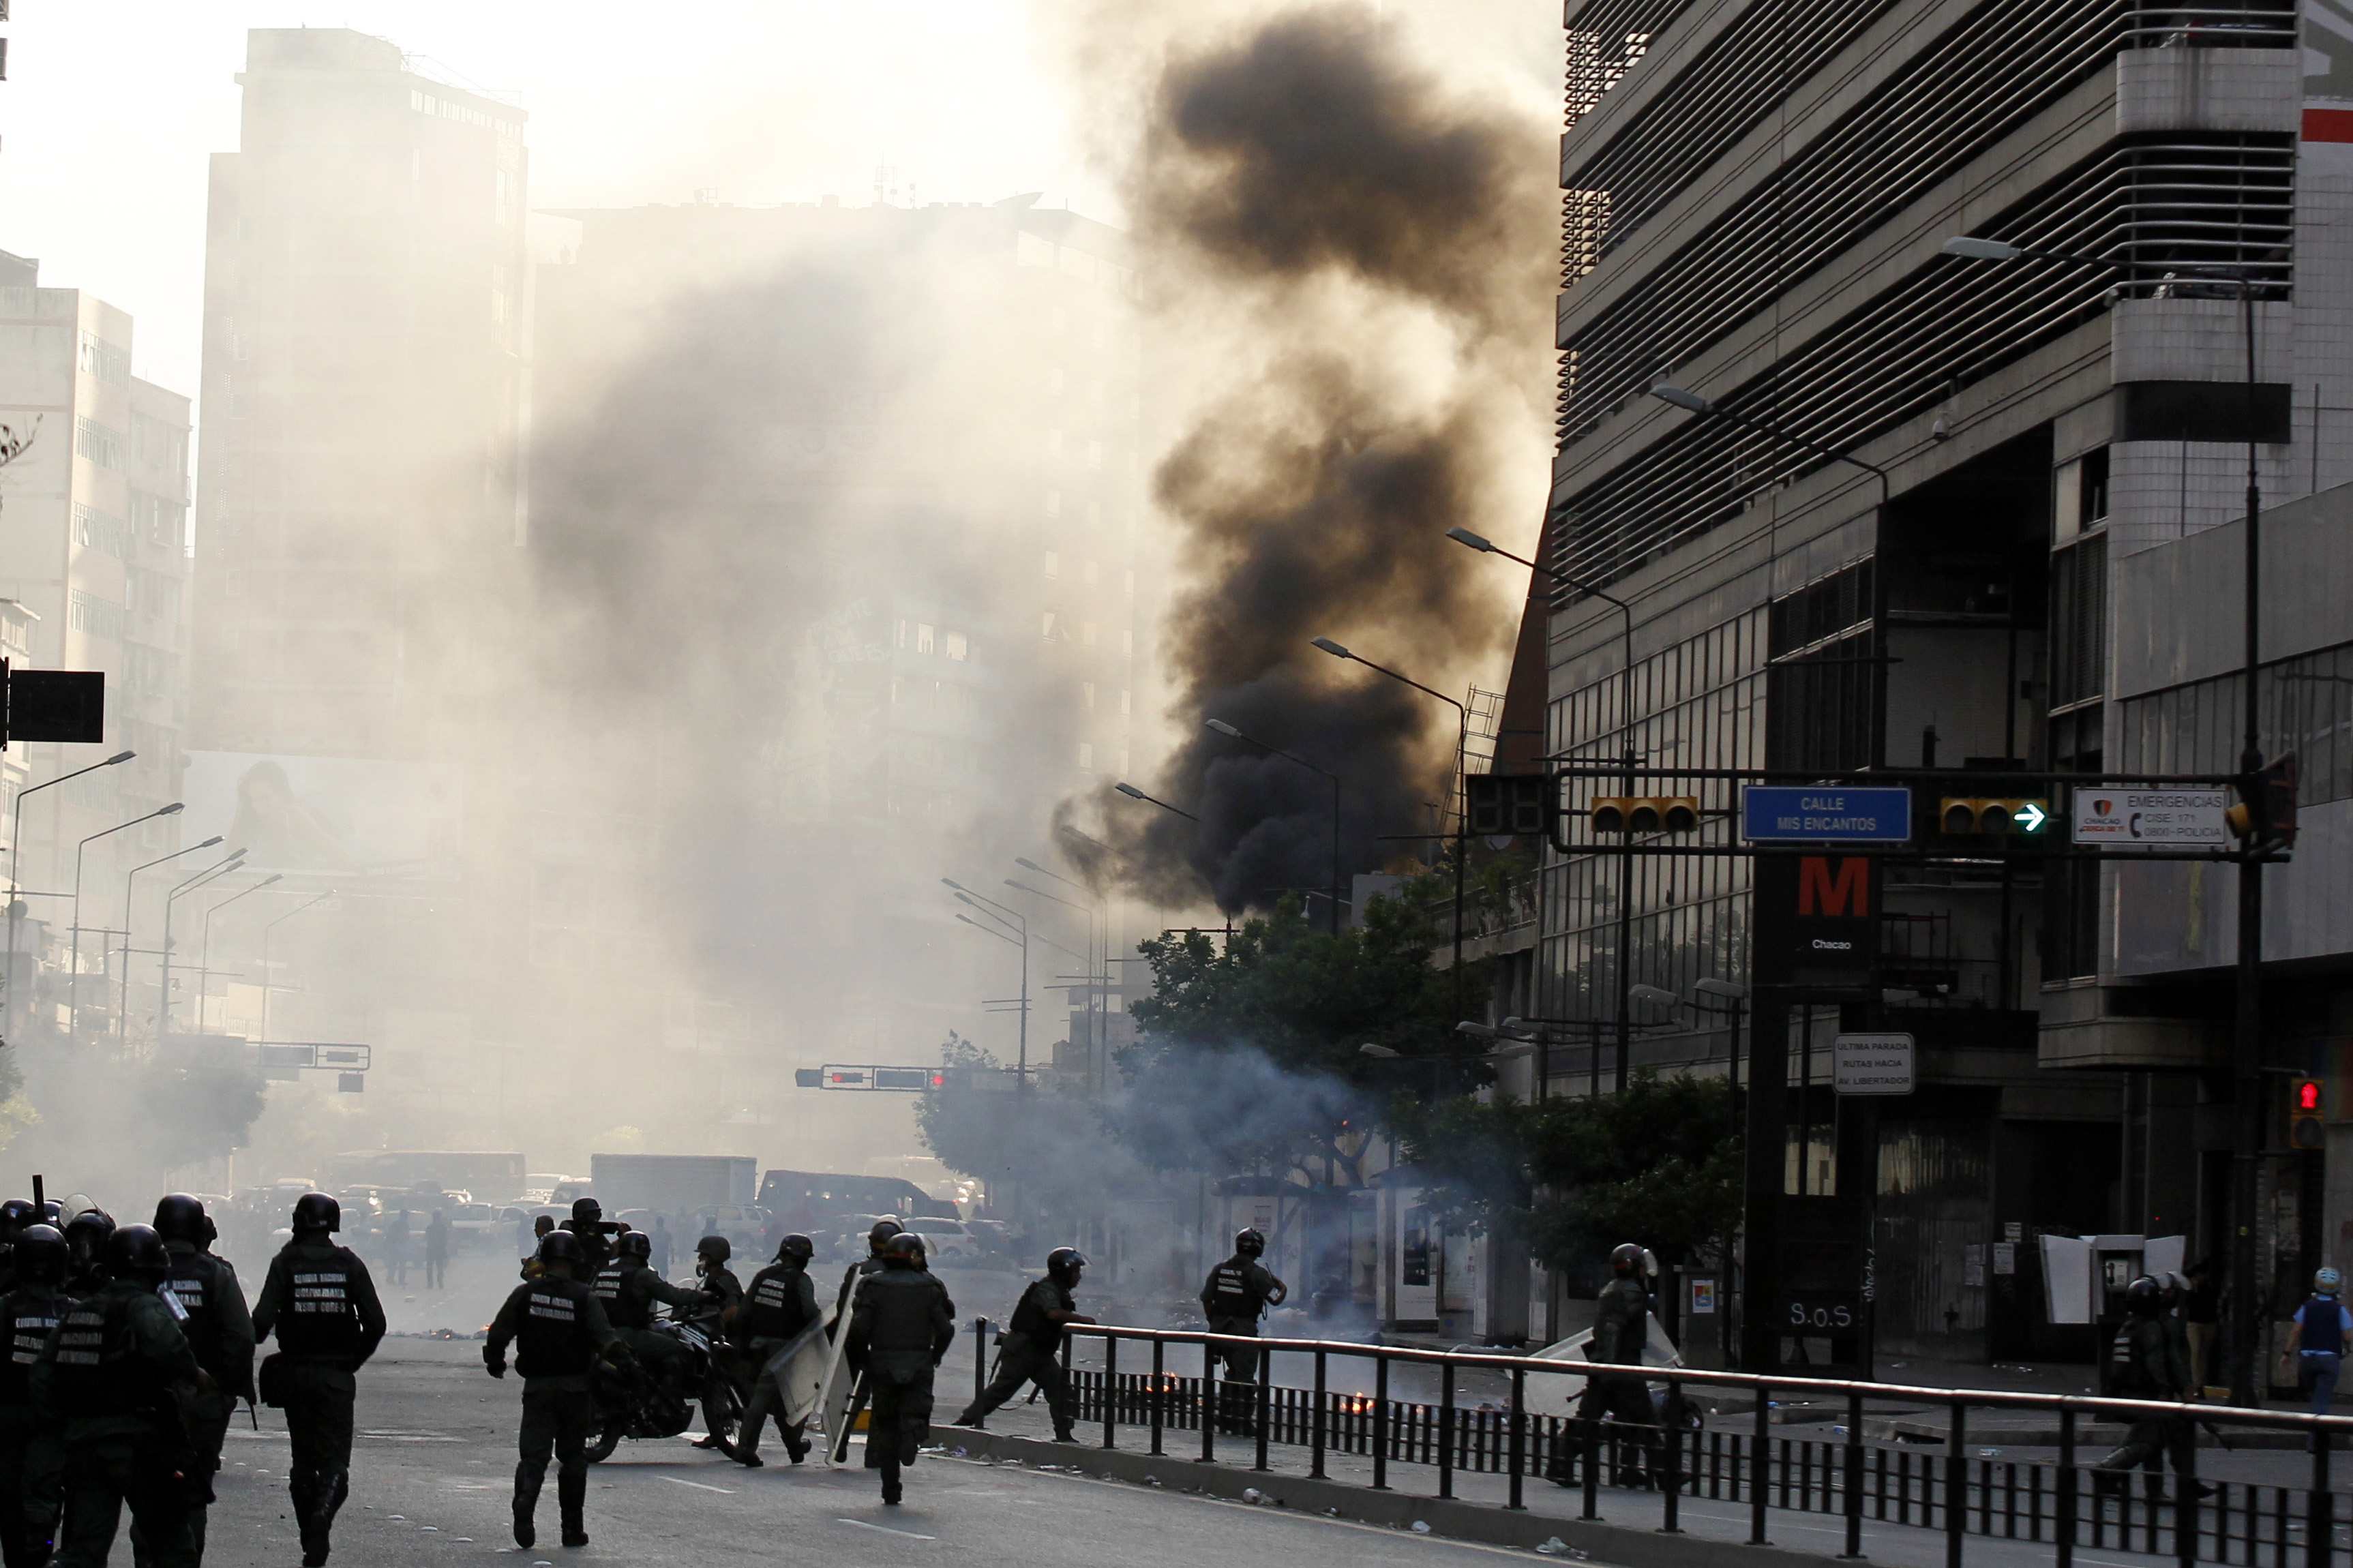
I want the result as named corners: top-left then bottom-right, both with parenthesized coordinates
top-left (1394, 1070), bottom-right (1741, 1270)
top-left (913, 1032), bottom-right (1137, 1219)
top-left (1114, 893), bottom-right (1486, 1190)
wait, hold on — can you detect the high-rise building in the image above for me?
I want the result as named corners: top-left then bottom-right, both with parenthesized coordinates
top-left (1532, 0), bottom-right (2348, 1366)
top-left (0, 247), bottom-right (193, 1027)
top-left (192, 27), bottom-right (527, 760)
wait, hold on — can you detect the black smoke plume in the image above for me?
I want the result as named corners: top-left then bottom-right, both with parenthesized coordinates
top-left (1063, 4), bottom-right (1553, 912)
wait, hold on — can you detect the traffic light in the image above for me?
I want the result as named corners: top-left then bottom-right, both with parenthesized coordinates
top-left (1938, 797), bottom-right (2052, 836)
top-left (2228, 754), bottom-right (2300, 852)
top-left (1590, 796), bottom-right (1700, 834)
top-left (1466, 772), bottom-right (1553, 836)
top-left (2290, 1077), bottom-right (2326, 1151)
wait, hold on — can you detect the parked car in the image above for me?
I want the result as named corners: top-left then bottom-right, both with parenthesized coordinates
top-left (441, 1202), bottom-right (508, 1250)
top-left (691, 1204), bottom-right (774, 1258)
top-left (901, 1216), bottom-right (982, 1264)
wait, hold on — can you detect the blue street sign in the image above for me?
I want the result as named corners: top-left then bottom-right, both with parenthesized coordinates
top-left (1741, 785), bottom-right (1913, 843)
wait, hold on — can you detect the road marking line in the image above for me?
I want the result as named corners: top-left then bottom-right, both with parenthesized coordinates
top-left (658, 1476), bottom-right (736, 1494)
top-left (837, 1519), bottom-right (935, 1540)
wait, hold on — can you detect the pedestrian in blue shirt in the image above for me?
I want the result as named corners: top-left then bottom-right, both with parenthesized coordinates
top-left (2285, 1267), bottom-right (2353, 1415)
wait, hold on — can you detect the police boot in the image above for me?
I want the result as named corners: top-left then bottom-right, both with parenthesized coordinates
top-left (511, 1471), bottom-right (540, 1550)
top-left (293, 1471), bottom-right (331, 1567)
top-left (880, 1455), bottom-right (903, 1507)
top-left (784, 1420), bottom-right (811, 1465)
top-left (558, 1471), bottom-right (588, 1548)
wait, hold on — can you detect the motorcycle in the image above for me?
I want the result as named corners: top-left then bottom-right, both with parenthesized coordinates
top-left (584, 1307), bottom-right (744, 1462)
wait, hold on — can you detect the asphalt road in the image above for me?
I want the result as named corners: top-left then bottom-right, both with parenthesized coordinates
top-left (181, 1337), bottom-right (1529, 1568)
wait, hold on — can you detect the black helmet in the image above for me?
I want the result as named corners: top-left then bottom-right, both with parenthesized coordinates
top-left (0, 1198), bottom-right (33, 1240)
top-left (570, 1196), bottom-right (602, 1224)
top-left (868, 1218), bottom-right (904, 1252)
top-left (536, 1231), bottom-right (583, 1271)
top-left (105, 1223), bottom-right (170, 1282)
top-left (1610, 1242), bottom-right (1648, 1278)
top-left (1047, 1246), bottom-right (1088, 1283)
top-left (153, 1193), bottom-right (208, 1244)
top-left (617, 1231), bottom-right (652, 1263)
top-left (31, 1201), bottom-right (63, 1229)
top-left (2125, 1275), bottom-right (2165, 1316)
top-left (64, 1209), bottom-right (116, 1275)
top-left (291, 1192), bottom-right (341, 1233)
top-left (883, 1233), bottom-right (927, 1267)
top-left (695, 1234), bottom-right (730, 1263)
top-left (777, 1234), bottom-right (814, 1265)
top-left (1234, 1227), bottom-right (1265, 1258)
top-left (12, 1224), bottom-right (65, 1284)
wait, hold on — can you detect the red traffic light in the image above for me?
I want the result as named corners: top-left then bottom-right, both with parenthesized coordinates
top-left (2300, 1080), bottom-right (2324, 1113)
top-left (929, 1071), bottom-right (946, 1089)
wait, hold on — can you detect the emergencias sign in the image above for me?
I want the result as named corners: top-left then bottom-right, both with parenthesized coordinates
top-left (2070, 787), bottom-right (2229, 847)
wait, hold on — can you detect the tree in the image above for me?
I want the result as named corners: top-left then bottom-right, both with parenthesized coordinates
top-left (1113, 892), bottom-right (1487, 1192)
top-left (1394, 1070), bottom-right (1742, 1271)
top-left (913, 1032), bottom-right (1139, 1221)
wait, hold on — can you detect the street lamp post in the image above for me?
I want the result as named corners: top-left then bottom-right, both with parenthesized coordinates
top-left (4, 749), bottom-right (134, 1038)
top-left (1205, 719), bottom-right (1344, 935)
top-left (1310, 637), bottom-right (1471, 1018)
top-left (1944, 232), bottom-right (2271, 1404)
top-left (944, 877), bottom-right (1032, 1086)
top-left (70, 802), bottom-right (183, 1038)
top-left (1447, 527), bottom-right (1645, 1089)
top-left (196, 873), bottom-right (283, 1033)
top-left (1006, 875), bottom-right (1105, 1091)
top-left (260, 888), bottom-right (333, 1044)
top-left (157, 849), bottom-right (246, 1044)
top-left (117, 836), bottom-right (224, 1041)
top-left (1015, 856), bottom-right (1113, 1092)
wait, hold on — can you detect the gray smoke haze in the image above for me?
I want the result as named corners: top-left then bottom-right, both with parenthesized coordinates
top-left (1058, 4), bottom-right (1554, 910)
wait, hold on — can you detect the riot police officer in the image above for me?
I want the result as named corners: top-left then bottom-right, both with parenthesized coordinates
top-left (0, 1198), bottom-right (35, 1295)
top-left (0, 1224), bottom-right (70, 1568)
top-left (837, 1218), bottom-right (903, 1320)
top-left (735, 1234), bottom-right (819, 1466)
top-left (485, 1231), bottom-right (625, 1550)
top-left (846, 1233), bottom-right (955, 1506)
top-left (953, 1247), bottom-right (1094, 1439)
top-left (61, 1209), bottom-right (115, 1297)
top-left (2096, 1275), bottom-right (2192, 1494)
top-left (593, 1230), bottom-right (705, 1390)
top-left (558, 1198), bottom-right (614, 1282)
top-left (689, 1235), bottom-right (745, 1451)
top-left (1552, 1242), bottom-right (1660, 1488)
top-left (33, 1224), bottom-right (207, 1568)
top-left (251, 1193), bottom-right (386, 1568)
top-left (1199, 1228), bottom-right (1287, 1433)
top-left (152, 1194), bottom-right (254, 1561)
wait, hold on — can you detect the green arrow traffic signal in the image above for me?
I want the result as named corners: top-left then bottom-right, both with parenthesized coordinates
top-left (2013, 802), bottom-right (2048, 832)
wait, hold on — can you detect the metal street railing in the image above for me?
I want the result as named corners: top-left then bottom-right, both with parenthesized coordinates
top-left (961, 1320), bottom-right (2353, 1567)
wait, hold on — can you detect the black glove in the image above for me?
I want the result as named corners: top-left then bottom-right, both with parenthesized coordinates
top-left (483, 1346), bottom-right (507, 1379)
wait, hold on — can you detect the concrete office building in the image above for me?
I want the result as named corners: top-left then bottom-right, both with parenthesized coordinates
top-left (0, 249), bottom-right (193, 1027)
top-left (1533, 0), bottom-right (2352, 1363)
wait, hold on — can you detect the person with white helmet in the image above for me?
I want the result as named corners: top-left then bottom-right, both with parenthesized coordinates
top-left (2285, 1266), bottom-right (2353, 1416)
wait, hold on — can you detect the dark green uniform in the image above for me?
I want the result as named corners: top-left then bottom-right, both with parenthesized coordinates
top-left (1553, 1277), bottom-right (1658, 1486)
top-left (736, 1261), bottom-right (818, 1462)
top-left (485, 1276), bottom-right (620, 1548)
top-left (846, 1266), bottom-right (955, 1503)
top-left (558, 1222), bottom-right (612, 1282)
top-left (590, 1258), bottom-right (702, 1385)
top-left (957, 1276), bottom-right (1077, 1436)
top-left (159, 1239), bottom-right (254, 1561)
top-left (0, 1281), bottom-right (71, 1568)
top-left (1200, 1254), bottom-right (1283, 1432)
top-left (32, 1280), bottom-right (203, 1568)
top-left (698, 1263), bottom-right (745, 1447)
top-left (2097, 1316), bottom-right (2191, 1484)
top-left (251, 1237), bottom-right (386, 1565)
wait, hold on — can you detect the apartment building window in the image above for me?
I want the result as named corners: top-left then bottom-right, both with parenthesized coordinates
top-left (73, 504), bottom-right (128, 559)
top-left (2050, 534), bottom-right (2108, 711)
top-left (1043, 550), bottom-right (1060, 579)
top-left (76, 331), bottom-right (129, 387)
top-left (914, 623), bottom-right (935, 654)
top-left (74, 417), bottom-right (124, 471)
top-left (68, 589), bottom-right (124, 642)
top-left (1077, 742), bottom-right (1095, 770)
top-left (944, 631), bottom-right (968, 661)
top-left (1121, 629), bottom-right (1134, 658)
top-left (894, 618), bottom-right (908, 648)
top-left (1041, 611), bottom-right (1059, 640)
top-left (1766, 560), bottom-right (1875, 774)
